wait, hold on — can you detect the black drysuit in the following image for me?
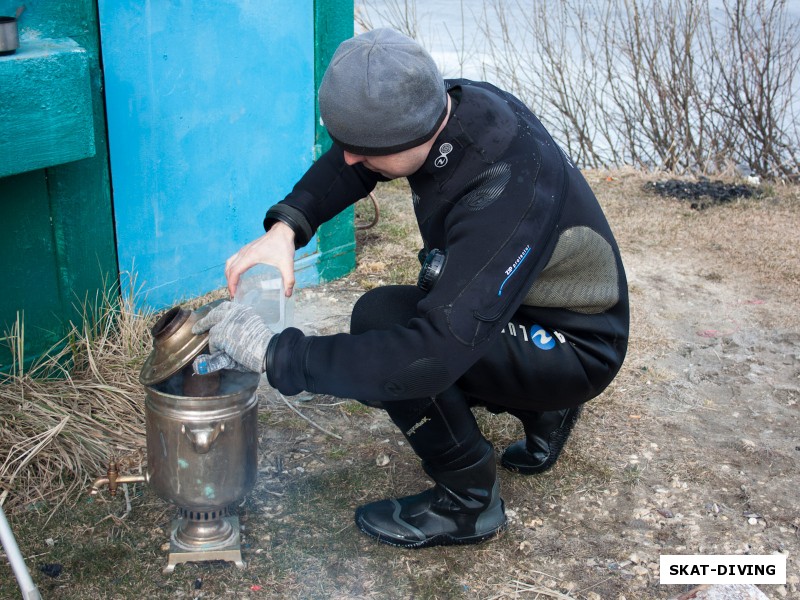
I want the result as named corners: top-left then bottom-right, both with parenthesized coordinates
top-left (263, 80), bottom-right (629, 427)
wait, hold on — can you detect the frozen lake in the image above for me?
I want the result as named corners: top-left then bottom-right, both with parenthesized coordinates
top-left (356, 0), bottom-right (800, 82)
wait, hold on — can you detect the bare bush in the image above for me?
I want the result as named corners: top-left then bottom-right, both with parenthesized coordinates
top-left (356, 0), bottom-right (800, 178)
top-left (709, 0), bottom-right (800, 177)
top-left (602, 0), bottom-right (737, 173)
top-left (356, 0), bottom-right (418, 40)
top-left (483, 1), bottom-right (616, 169)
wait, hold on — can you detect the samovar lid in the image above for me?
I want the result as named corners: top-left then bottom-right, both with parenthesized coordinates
top-left (139, 302), bottom-right (220, 386)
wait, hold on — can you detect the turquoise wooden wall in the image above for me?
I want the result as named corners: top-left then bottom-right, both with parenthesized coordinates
top-left (314, 0), bottom-right (356, 282)
top-left (0, 0), bottom-right (117, 373)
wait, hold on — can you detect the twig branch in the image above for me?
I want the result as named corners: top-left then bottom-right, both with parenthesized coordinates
top-left (278, 392), bottom-right (343, 440)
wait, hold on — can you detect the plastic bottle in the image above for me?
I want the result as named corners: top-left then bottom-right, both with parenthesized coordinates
top-left (233, 264), bottom-right (293, 332)
top-left (192, 351), bottom-right (237, 375)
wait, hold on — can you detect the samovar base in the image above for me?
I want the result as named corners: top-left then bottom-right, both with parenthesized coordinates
top-left (163, 515), bottom-right (244, 574)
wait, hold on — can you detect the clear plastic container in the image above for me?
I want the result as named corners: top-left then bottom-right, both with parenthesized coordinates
top-left (233, 264), bottom-right (293, 332)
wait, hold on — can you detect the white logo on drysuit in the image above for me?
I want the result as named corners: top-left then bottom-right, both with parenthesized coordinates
top-left (531, 327), bottom-right (557, 350)
top-left (502, 321), bottom-right (565, 350)
top-left (434, 143), bottom-right (453, 168)
top-left (406, 416), bottom-right (430, 436)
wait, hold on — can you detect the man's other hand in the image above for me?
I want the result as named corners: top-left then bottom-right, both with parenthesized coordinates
top-left (192, 302), bottom-right (273, 373)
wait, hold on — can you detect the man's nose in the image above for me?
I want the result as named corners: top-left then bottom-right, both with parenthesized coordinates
top-left (343, 151), bottom-right (365, 166)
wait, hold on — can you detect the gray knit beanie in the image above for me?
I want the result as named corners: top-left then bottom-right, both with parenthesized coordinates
top-left (319, 28), bottom-right (447, 156)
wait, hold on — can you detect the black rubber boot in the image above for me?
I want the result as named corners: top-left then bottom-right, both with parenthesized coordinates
top-left (501, 406), bottom-right (583, 474)
top-left (355, 445), bottom-right (507, 548)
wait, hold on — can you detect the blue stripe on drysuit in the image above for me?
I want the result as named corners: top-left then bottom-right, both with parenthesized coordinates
top-left (498, 246), bottom-right (531, 296)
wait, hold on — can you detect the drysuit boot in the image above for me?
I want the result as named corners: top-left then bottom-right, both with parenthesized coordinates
top-left (355, 443), bottom-right (506, 548)
top-left (501, 406), bottom-right (583, 474)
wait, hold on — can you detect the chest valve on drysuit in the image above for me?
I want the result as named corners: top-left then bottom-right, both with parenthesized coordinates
top-left (417, 248), bottom-right (447, 292)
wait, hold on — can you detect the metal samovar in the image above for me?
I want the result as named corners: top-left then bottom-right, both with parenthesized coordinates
top-left (91, 303), bottom-right (260, 574)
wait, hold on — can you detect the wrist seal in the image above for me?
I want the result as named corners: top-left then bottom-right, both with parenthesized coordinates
top-left (264, 205), bottom-right (314, 248)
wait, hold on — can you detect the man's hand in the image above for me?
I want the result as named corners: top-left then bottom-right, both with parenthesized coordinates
top-left (191, 302), bottom-right (273, 373)
top-left (226, 222), bottom-right (296, 298)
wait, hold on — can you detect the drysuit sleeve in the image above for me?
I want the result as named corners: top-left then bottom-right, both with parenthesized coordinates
top-left (265, 148), bottom-right (569, 403)
top-left (263, 145), bottom-right (384, 247)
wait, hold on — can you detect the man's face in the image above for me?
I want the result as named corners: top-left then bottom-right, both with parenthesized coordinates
top-left (343, 145), bottom-right (430, 179)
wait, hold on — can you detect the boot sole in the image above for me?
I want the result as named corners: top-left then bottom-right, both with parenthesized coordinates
top-left (500, 456), bottom-right (552, 475)
top-left (354, 510), bottom-right (508, 549)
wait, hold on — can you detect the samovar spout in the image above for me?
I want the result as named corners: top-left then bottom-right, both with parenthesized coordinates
top-left (90, 461), bottom-right (148, 497)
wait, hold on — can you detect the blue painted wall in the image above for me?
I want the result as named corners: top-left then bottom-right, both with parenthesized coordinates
top-left (98, 1), bottom-right (317, 308)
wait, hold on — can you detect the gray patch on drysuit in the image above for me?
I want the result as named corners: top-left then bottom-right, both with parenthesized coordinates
top-left (523, 226), bottom-right (619, 314)
top-left (460, 162), bottom-right (511, 211)
top-left (383, 357), bottom-right (448, 398)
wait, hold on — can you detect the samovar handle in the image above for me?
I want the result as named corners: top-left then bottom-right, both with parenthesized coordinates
top-left (181, 421), bottom-right (225, 454)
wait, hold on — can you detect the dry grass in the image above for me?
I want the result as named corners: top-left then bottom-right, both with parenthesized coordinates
top-left (0, 284), bottom-right (152, 514)
top-left (354, 179), bottom-right (423, 289)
